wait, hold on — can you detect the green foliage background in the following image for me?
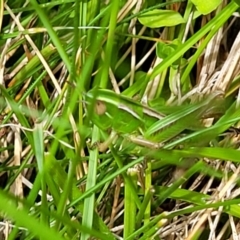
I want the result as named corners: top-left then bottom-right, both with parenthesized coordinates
top-left (1, 0), bottom-right (240, 239)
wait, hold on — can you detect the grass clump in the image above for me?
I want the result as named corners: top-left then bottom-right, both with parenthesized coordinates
top-left (1, 0), bottom-right (240, 239)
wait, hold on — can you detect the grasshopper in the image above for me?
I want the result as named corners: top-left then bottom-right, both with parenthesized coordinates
top-left (85, 88), bottom-right (224, 152)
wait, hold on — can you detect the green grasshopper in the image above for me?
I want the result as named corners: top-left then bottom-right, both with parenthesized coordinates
top-left (85, 88), bottom-right (224, 152)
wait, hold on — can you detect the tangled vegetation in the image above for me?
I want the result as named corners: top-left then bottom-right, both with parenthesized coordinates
top-left (1, 0), bottom-right (240, 239)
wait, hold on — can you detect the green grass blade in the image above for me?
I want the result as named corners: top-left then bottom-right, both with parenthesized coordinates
top-left (33, 123), bottom-right (48, 229)
top-left (124, 168), bottom-right (138, 239)
top-left (150, 1), bottom-right (238, 80)
top-left (29, 0), bottom-right (71, 71)
top-left (0, 190), bottom-right (66, 240)
top-left (81, 125), bottom-right (100, 240)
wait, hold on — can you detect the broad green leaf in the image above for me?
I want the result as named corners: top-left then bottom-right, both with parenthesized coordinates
top-left (191, 0), bottom-right (222, 15)
top-left (138, 9), bottom-right (185, 28)
top-left (157, 42), bottom-right (175, 59)
top-left (156, 39), bottom-right (181, 59)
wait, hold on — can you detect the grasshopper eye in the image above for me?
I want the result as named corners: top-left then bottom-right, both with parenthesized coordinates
top-left (95, 100), bottom-right (106, 115)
